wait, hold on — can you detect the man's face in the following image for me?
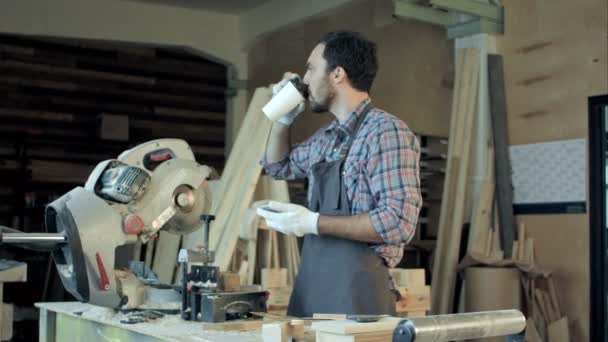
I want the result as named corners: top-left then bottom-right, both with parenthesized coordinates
top-left (303, 44), bottom-right (335, 113)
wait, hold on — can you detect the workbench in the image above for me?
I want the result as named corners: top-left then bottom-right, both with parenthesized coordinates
top-left (35, 302), bottom-right (265, 342)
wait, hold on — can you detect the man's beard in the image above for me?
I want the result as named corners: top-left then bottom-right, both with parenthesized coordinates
top-left (310, 100), bottom-right (330, 113)
top-left (309, 89), bottom-right (334, 113)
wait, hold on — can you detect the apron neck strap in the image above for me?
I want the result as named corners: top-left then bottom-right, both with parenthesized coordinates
top-left (339, 102), bottom-right (373, 160)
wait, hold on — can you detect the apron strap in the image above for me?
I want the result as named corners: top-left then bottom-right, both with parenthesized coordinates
top-left (338, 102), bottom-right (373, 160)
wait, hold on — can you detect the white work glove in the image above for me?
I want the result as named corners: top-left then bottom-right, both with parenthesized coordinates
top-left (256, 201), bottom-right (319, 237)
top-left (271, 72), bottom-right (305, 126)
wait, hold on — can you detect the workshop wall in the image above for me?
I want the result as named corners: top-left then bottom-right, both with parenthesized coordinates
top-left (247, 0), bottom-right (454, 143)
top-left (248, 1), bottom-right (608, 342)
top-left (497, 0), bottom-right (608, 341)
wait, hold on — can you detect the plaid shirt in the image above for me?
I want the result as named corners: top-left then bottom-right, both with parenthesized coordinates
top-left (261, 99), bottom-right (422, 267)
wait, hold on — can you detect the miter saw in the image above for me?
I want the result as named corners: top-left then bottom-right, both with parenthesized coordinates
top-left (0, 139), bottom-right (267, 322)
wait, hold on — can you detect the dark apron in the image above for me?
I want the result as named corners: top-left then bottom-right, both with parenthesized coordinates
top-left (287, 103), bottom-right (396, 317)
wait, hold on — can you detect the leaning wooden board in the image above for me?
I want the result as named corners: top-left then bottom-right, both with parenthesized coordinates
top-left (431, 48), bottom-right (480, 314)
top-left (181, 87), bottom-right (272, 271)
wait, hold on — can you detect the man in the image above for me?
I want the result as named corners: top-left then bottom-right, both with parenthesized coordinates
top-left (257, 31), bottom-right (421, 317)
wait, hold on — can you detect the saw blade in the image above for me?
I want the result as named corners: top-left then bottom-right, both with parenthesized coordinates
top-left (164, 182), bottom-right (211, 235)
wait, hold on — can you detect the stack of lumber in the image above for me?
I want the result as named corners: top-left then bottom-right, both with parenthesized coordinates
top-left (433, 51), bottom-right (521, 316)
top-left (389, 268), bottom-right (431, 317)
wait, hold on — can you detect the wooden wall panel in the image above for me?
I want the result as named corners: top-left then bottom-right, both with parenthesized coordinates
top-left (498, 1), bottom-right (608, 341)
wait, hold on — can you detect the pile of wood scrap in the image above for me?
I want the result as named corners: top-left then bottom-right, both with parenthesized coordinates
top-left (522, 275), bottom-right (569, 342)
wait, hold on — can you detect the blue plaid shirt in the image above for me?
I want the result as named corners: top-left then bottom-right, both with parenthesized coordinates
top-left (261, 99), bottom-right (422, 267)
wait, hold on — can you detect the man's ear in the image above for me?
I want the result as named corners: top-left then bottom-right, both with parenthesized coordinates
top-left (330, 66), bottom-right (347, 85)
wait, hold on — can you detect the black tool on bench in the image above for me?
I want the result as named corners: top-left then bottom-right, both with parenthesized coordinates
top-left (179, 215), bottom-right (268, 323)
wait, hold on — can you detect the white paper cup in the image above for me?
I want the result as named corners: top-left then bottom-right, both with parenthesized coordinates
top-left (262, 81), bottom-right (305, 122)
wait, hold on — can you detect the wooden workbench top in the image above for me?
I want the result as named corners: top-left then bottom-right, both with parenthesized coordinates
top-left (36, 302), bottom-right (265, 342)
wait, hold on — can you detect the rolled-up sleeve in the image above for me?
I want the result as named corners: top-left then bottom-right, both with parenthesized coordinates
top-left (260, 132), bottom-right (318, 180)
top-left (366, 120), bottom-right (422, 245)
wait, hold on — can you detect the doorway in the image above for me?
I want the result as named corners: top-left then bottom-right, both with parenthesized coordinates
top-left (589, 94), bottom-right (608, 342)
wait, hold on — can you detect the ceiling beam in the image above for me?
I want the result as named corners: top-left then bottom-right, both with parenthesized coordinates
top-left (430, 0), bottom-right (503, 21)
top-left (447, 17), bottom-right (504, 39)
top-left (394, 0), bottom-right (455, 26)
top-left (393, 0), bottom-right (503, 39)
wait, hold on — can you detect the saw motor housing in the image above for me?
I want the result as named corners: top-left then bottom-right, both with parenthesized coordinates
top-left (45, 139), bottom-right (214, 308)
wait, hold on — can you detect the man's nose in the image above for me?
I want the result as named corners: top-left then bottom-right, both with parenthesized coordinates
top-left (303, 71), bottom-right (310, 85)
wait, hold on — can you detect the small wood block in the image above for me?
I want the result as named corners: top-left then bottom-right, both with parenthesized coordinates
top-left (396, 286), bottom-right (431, 312)
top-left (389, 268), bottom-right (425, 288)
top-left (266, 287), bottom-right (292, 307)
top-left (262, 321), bottom-right (305, 342)
top-left (262, 268), bottom-right (288, 288)
top-left (115, 270), bottom-right (145, 309)
top-left (220, 272), bottom-right (240, 292)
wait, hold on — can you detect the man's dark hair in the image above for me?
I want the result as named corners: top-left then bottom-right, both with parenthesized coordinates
top-left (318, 31), bottom-right (378, 93)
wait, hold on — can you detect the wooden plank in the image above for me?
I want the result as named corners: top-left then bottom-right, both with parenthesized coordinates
top-left (547, 316), bottom-right (569, 342)
top-left (0, 59), bottom-right (156, 85)
top-left (525, 318), bottom-right (543, 342)
top-left (468, 146), bottom-right (495, 255)
top-left (511, 241), bottom-right (519, 262)
top-left (388, 268), bottom-right (425, 288)
top-left (182, 87), bottom-right (272, 271)
top-left (541, 290), bottom-right (558, 322)
top-left (311, 317), bottom-right (401, 335)
top-left (432, 48), bottom-right (480, 314)
top-left (534, 289), bottom-right (550, 325)
top-left (524, 238), bottom-right (534, 265)
top-left (262, 268), bottom-right (288, 289)
top-left (488, 54), bottom-right (516, 258)
top-left (547, 276), bottom-right (561, 318)
top-left (200, 319), bottom-right (264, 332)
top-left (316, 330), bottom-right (394, 342)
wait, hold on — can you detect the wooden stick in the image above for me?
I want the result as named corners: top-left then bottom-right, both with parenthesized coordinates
top-left (547, 276), bottom-right (562, 318)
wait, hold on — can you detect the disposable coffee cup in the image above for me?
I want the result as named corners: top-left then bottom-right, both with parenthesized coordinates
top-left (262, 78), bottom-right (308, 122)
